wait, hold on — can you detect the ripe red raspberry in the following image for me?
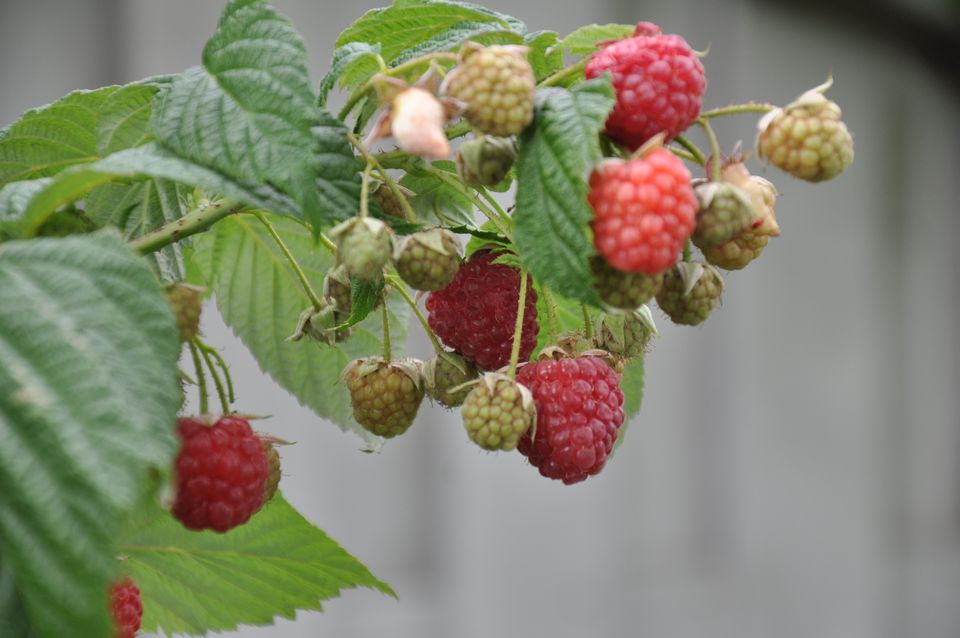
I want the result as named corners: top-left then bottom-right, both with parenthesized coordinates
top-left (517, 356), bottom-right (624, 484)
top-left (425, 250), bottom-right (539, 371)
top-left (109, 577), bottom-right (143, 638)
top-left (589, 148), bottom-right (697, 274)
top-left (585, 22), bottom-right (706, 149)
top-left (173, 416), bottom-right (269, 533)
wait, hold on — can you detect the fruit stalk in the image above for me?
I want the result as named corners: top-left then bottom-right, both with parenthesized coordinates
top-left (697, 118), bottom-right (723, 182)
top-left (188, 340), bottom-right (209, 415)
top-left (700, 102), bottom-right (776, 119)
top-left (385, 274), bottom-right (444, 354)
top-left (672, 135), bottom-right (706, 166)
top-left (507, 267), bottom-right (529, 378)
top-left (347, 133), bottom-right (418, 222)
top-left (195, 337), bottom-right (230, 414)
top-left (538, 57), bottom-right (589, 88)
top-left (130, 198), bottom-right (243, 255)
top-left (381, 292), bottom-right (392, 361)
top-left (256, 213), bottom-right (325, 311)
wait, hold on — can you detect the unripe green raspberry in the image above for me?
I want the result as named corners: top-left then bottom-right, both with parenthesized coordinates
top-left (596, 307), bottom-right (658, 358)
top-left (164, 283), bottom-right (204, 342)
top-left (655, 262), bottom-right (724, 326)
top-left (322, 264), bottom-right (353, 316)
top-left (702, 230), bottom-right (769, 270)
top-left (456, 136), bottom-right (517, 187)
top-left (393, 228), bottom-right (461, 291)
top-left (328, 217), bottom-right (394, 281)
top-left (371, 181), bottom-right (414, 219)
top-left (442, 43), bottom-right (535, 137)
top-left (591, 255), bottom-right (663, 310)
top-left (343, 357), bottom-right (425, 438)
top-left (691, 182), bottom-right (754, 249)
top-left (424, 351), bottom-right (478, 407)
top-left (757, 81), bottom-right (854, 182)
top-left (461, 373), bottom-right (535, 451)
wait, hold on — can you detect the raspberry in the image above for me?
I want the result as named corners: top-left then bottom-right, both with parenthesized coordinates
top-left (164, 283), bottom-right (203, 342)
top-left (262, 440), bottom-right (281, 503)
top-left (328, 217), bottom-right (393, 281)
top-left (442, 43), bottom-right (535, 137)
top-left (343, 357), bottom-right (424, 438)
top-left (757, 82), bottom-right (854, 182)
top-left (461, 372), bottom-right (535, 451)
top-left (371, 181), bottom-right (413, 219)
top-left (591, 255), bottom-right (663, 310)
top-left (425, 250), bottom-right (539, 371)
top-left (589, 148), bottom-right (698, 274)
top-left (655, 262), bottom-right (724, 325)
top-left (585, 22), bottom-right (706, 149)
top-left (517, 356), bottom-right (625, 484)
top-left (424, 351), bottom-right (478, 408)
top-left (172, 416), bottom-right (269, 533)
top-left (691, 182), bottom-right (754, 249)
top-left (109, 578), bottom-right (143, 638)
top-left (702, 231), bottom-right (769, 271)
top-left (456, 135), bottom-right (517, 188)
top-left (393, 228), bottom-right (461, 292)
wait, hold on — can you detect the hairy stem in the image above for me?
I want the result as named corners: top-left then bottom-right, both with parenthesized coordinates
top-left (580, 303), bottom-right (594, 339)
top-left (348, 132), bottom-right (418, 222)
top-left (381, 292), bottom-right (392, 361)
top-left (539, 57), bottom-right (589, 88)
top-left (195, 338), bottom-right (235, 405)
top-left (195, 338), bottom-right (230, 415)
top-left (540, 285), bottom-right (560, 345)
top-left (508, 268), bottom-right (530, 378)
top-left (697, 118), bottom-right (724, 182)
top-left (131, 198), bottom-right (243, 255)
top-left (673, 135), bottom-right (706, 167)
top-left (359, 162), bottom-right (373, 217)
top-left (256, 213), bottom-right (324, 311)
top-left (683, 238), bottom-right (692, 263)
top-left (385, 274), bottom-right (444, 355)
top-left (188, 340), bottom-right (209, 415)
top-left (700, 102), bottom-right (776, 119)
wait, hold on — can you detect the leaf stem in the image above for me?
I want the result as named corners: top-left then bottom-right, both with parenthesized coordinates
top-left (381, 291), bottom-right (392, 361)
top-left (385, 274), bottom-right (443, 355)
top-left (194, 337), bottom-right (230, 414)
top-left (188, 340), bottom-right (209, 415)
top-left (700, 102), bottom-right (776, 119)
top-left (696, 118), bottom-right (723, 182)
top-left (673, 135), bottom-right (706, 167)
top-left (540, 285), bottom-right (560, 344)
top-left (580, 303), bottom-right (594, 339)
top-left (256, 213), bottom-right (324, 311)
top-left (130, 198), bottom-right (243, 255)
top-left (539, 57), bottom-right (589, 87)
top-left (348, 132), bottom-right (417, 222)
top-left (508, 268), bottom-right (530, 378)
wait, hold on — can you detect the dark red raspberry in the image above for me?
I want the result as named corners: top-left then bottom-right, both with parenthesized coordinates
top-left (426, 250), bottom-right (539, 371)
top-left (109, 578), bottom-right (143, 638)
top-left (589, 149), bottom-right (698, 274)
top-left (585, 22), bottom-right (706, 149)
top-left (517, 356), bottom-right (624, 484)
top-left (173, 416), bottom-right (269, 533)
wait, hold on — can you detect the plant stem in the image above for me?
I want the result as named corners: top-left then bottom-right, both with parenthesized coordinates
top-left (700, 102), bottom-right (776, 119)
top-left (381, 292), bottom-right (392, 361)
top-left (385, 274), bottom-right (443, 355)
top-left (423, 164), bottom-right (513, 239)
top-left (195, 338), bottom-right (235, 404)
top-left (673, 135), bottom-right (706, 167)
top-left (683, 238), bottom-right (692, 262)
top-left (580, 303), bottom-right (594, 339)
top-left (667, 146), bottom-right (699, 164)
top-left (188, 340), bottom-right (209, 415)
top-left (476, 187), bottom-right (513, 230)
top-left (539, 57), bottom-right (589, 87)
top-left (195, 338), bottom-right (230, 414)
top-left (507, 268), bottom-right (530, 378)
top-left (359, 162), bottom-right (373, 217)
top-left (696, 118), bottom-right (723, 182)
top-left (131, 198), bottom-right (243, 255)
top-left (256, 213), bottom-right (325, 311)
top-left (540, 285), bottom-right (560, 344)
top-left (317, 232), bottom-right (338, 255)
top-left (348, 132), bottom-right (418, 222)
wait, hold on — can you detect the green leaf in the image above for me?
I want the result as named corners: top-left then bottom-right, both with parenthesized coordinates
top-left (151, 0), bottom-right (326, 229)
top-left (524, 30), bottom-right (564, 81)
top-left (0, 559), bottom-right (34, 638)
top-left (0, 179), bottom-right (51, 237)
top-left (336, 0), bottom-right (525, 67)
top-left (85, 179), bottom-right (190, 280)
top-left (400, 160), bottom-right (477, 228)
top-left (118, 493), bottom-right (393, 636)
top-left (312, 110), bottom-right (365, 225)
top-left (0, 83), bottom-right (159, 187)
top-left (514, 78), bottom-right (615, 307)
top-left (319, 42), bottom-right (382, 106)
top-left (12, 144), bottom-right (298, 237)
top-left (0, 231), bottom-right (181, 637)
top-left (336, 277), bottom-right (386, 330)
top-left (190, 214), bottom-right (409, 442)
top-left (553, 23), bottom-right (634, 56)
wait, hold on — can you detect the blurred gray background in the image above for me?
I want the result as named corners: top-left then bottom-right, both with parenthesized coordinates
top-left (2, 0), bottom-right (959, 636)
